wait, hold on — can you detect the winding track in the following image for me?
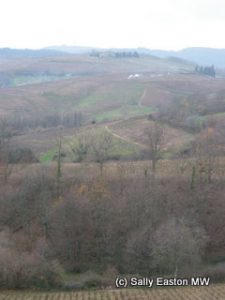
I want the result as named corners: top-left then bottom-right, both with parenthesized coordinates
top-left (104, 121), bottom-right (146, 148)
top-left (138, 88), bottom-right (147, 108)
top-left (104, 89), bottom-right (149, 148)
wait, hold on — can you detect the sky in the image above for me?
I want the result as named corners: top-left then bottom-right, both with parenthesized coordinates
top-left (1, 0), bottom-right (225, 50)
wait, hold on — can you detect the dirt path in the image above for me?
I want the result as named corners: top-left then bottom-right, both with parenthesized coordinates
top-left (104, 122), bottom-right (145, 148)
top-left (104, 89), bottom-right (149, 148)
top-left (138, 88), bottom-right (147, 108)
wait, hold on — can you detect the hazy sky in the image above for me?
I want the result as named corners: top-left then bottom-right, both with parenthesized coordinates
top-left (1, 0), bottom-right (225, 50)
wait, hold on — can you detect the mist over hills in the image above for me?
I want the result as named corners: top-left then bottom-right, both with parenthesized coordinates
top-left (149, 47), bottom-right (225, 68)
top-left (46, 45), bottom-right (225, 69)
top-left (0, 48), bottom-right (65, 59)
top-left (1, 45), bottom-right (225, 69)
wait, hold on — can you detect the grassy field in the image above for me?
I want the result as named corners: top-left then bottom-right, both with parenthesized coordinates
top-left (13, 117), bottom-right (193, 163)
top-left (108, 117), bottom-right (195, 156)
top-left (1, 62), bottom-right (225, 128)
top-left (0, 54), bottom-right (193, 118)
top-left (7, 71), bottom-right (225, 164)
top-left (0, 54), bottom-right (193, 77)
top-left (10, 117), bottom-right (194, 162)
top-left (1, 284), bottom-right (225, 299)
top-left (11, 74), bottom-right (70, 87)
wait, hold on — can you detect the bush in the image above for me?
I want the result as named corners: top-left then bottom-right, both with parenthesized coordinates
top-left (80, 267), bottom-right (118, 289)
top-left (74, 271), bottom-right (105, 289)
top-left (204, 264), bottom-right (225, 283)
top-left (82, 273), bottom-right (103, 288)
top-left (0, 231), bottom-right (63, 289)
top-left (8, 147), bottom-right (38, 163)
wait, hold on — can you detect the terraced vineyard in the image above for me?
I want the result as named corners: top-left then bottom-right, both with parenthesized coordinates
top-left (1, 285), bottom-right (225, 300)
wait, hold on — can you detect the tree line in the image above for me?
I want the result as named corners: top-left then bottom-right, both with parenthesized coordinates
top-left (195, 65), bottom-right (216, 77)
top-left (3, 111), bottom-right (84, 135)
top-left (90, 50), bottom-right (139, 58)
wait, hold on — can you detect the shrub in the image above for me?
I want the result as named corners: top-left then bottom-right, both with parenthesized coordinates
top-left (0, 231), bottom-right (63, 289)
top-left (77, 271), bottom-right (105, 289)
top-left (8, 147), bottom-right (38, 163)
top-left (204, 264), bottom-right (225, 283)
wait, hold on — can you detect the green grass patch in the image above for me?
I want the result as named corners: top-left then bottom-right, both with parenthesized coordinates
top-left (42, 92), bottom-right (80, 112)
top-left (78, 94), bottom-right (107, 108)
top-left (39, 149), bottom-right (56, 163)
top-left (11, 74), bottom-right (68, 87)
top-left (77, 81), bottom-right (144, 110)
top-left (162, 142), bottom-right (192, 159)
top-left (109, 135), bottom-right (139, 158)
top-left (95, 105), bottom-right (154, 122)
top-left (66, 127), bottom-right (140, 162)
top-left (43, 92), bottom-right (73, 102)
top-left (201, 111), bottom-right (225, 121)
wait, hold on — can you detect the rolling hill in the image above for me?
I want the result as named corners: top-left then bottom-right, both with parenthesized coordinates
top-left (45, 45), bottom-right (225, 69)
top-left (1, 52), bottom-right (225, 162)
top-left (149, 47), bottom-right (225, 69)
top-left (0, 53), bottom-right (193, 88)
top-left (0, 47), bottom-right (66, 59)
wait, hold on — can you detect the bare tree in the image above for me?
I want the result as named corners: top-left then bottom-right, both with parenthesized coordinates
top-left (56, 136), bottom-right (62, 179)
top-left (151, 218), bottom-right (208, 277)
top-left (71, 133), bottom-right (90, 162)
top-left (89, 130), bottom-right (113, 175)
top-left (0, 119), bottom-right (13, 182)
top-left (145, 122), bottom-right (164, 173)
top-left (55, 135), bottom-right (63, 198)
top-left (191, 127), bottom-right (218, 185)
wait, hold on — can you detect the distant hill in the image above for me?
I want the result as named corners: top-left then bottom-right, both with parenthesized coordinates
top-left (0, 48), bottom-right (65, 59)
top-left (46, 45), bottom-right (158, 57)
top-left (45, 45), bottom-right (96, 54)
top-left (45, 45), bottom-right (225, 69)
top-left (0, 53), bottom-right (194, 88)
top-left (149, 47), bottom-right (225, 69)
top-left (3, 45), bottom-right (224, 69)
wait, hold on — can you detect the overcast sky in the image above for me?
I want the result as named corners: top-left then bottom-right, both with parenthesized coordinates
top-left (1, 0), bottom-right (225, 50)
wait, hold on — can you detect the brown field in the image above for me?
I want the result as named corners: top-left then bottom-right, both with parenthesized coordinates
top-left (8, 71), bottom-right (223, 161)
top-left (10, 118), bottom-right (194, 161)
top-left (0, 54), bottom-right (192, 75)
top-left (1, 284), bottom-right (225, 300)
top-left (1, 55), bottom-right (225, 123)
top-left (108, 117), bottom-right (194, 152)
top-left (0, 55), bottom-right (195, 118)
top-left (140, 75), bottom-right (225, 108)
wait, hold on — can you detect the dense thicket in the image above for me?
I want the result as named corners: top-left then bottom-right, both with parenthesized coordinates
top-left (0, 163), bottom-right (225, 288)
